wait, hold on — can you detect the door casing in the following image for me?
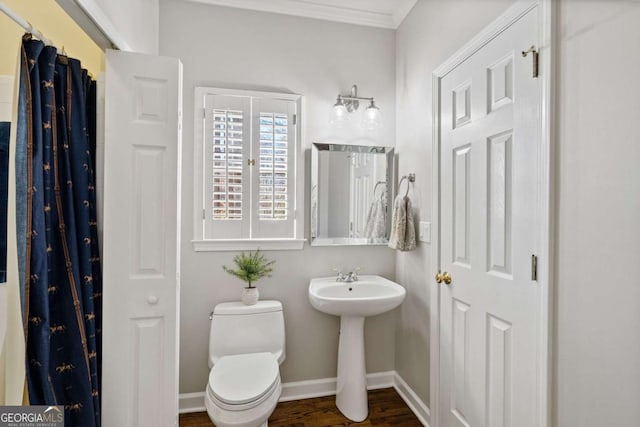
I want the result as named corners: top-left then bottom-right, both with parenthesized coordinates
top-left (430, 1), bottom-right (555, 426)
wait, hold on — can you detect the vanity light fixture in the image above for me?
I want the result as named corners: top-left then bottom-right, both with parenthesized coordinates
top-left (332, 96), bottom-right (349, 123)
top-left (331, 84), bottom-right (381, 129)
top-left (361, 99), bottom-right (381, 130)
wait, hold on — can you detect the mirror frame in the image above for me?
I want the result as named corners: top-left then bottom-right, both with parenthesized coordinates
top-left (310, 142), bottom-right (395, 246)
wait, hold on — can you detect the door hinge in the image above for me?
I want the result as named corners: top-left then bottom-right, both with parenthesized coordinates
top-left (247, 159), bottom-right (256, 166)
top-left (202, 108), bottom-right (206, 119)
top-left (531, 254), bottom-right (538, 281)
top-left (293, 114), bottom-right (297, 125)
top-left (522, 45), bottom-right (539, 78)
top-left (202, 209), bottom-right (206, 220)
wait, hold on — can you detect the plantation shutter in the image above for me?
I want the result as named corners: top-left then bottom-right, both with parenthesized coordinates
top-left (197, 88), bottom-right (301, 245)
top-left (203, 93), bottom-right (251, 239)
top-left (251, 97), bottom-right (297, 238)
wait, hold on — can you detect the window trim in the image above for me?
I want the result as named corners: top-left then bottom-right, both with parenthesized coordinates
top-left (192, 87), bottom-right (305, 251)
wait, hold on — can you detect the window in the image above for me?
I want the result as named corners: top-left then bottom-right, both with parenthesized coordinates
top-left (193, 87), bottom-right (304, 251)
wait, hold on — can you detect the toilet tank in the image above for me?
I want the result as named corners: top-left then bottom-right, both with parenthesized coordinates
top-left (209, 300), bottom-right (285, 367)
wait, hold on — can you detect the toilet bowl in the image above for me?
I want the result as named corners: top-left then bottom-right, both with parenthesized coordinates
top-left (206, 301), bottom-right (285, 427)
top-left (205, 352), bottom-right (281, 427)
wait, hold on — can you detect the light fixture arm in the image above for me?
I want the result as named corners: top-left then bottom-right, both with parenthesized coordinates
top-left (339, 95), bottom-right (375, 102)
top-left (336, 85), bottom-right (376, 112)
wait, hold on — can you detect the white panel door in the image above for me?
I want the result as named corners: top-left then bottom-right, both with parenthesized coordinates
top-left (439, 7), bottom-right (540, 427)
top-left (102, 50), bottom-right (182, 427)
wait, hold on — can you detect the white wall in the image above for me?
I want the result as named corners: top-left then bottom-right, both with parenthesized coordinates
top-left (159, 0), bottom-right (397, 395)
top-left (94, 0), bottom-right (158, 53)
top-left (554, 1), bottom-right (640, 425)
top-left (394, 0), bottom-right (514, 405)
top-left (56, 0), bottom-right (158, 55)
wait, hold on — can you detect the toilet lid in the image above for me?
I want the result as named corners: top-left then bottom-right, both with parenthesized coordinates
top-left (209, 352), bottom-right (279, 405)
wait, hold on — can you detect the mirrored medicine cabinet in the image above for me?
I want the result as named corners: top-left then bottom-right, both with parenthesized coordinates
top-left (310, 143), bottom-right (394, 246)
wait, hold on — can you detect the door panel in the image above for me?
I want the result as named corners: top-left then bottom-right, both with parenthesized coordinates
top-left (439, 7), bottom-right (540, 427)
top-left (102, 50), bottom-right (182, 427)
top-left (486, 314), bottom-right (512, 427)
top-left (487, 130), bottom-right (512, 277)
top-left (451, 298), bottom-right (471, 427)
top-left (453, 145), bottom-right (471, 267)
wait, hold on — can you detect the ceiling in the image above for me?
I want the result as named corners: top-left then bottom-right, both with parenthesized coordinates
top-left (185, 0), bottom-right (418, 29)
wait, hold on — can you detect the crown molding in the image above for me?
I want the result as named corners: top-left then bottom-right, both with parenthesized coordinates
top-left (184, 0), bottom-right (417, 29)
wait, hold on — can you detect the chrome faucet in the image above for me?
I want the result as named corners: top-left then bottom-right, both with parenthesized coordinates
top-left (344, 271), bottom-right (359, 282)
top-left (334, 267), bottom-right (360, 282)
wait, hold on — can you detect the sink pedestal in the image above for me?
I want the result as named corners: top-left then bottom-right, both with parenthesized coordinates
top-left (336, 315), bottom-right (367, 422)
top-left (308, 275), bottom-right (407, 422)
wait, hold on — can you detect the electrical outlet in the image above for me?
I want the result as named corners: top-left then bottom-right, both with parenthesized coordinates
top-left (419, 221), bottom-right (431, 244)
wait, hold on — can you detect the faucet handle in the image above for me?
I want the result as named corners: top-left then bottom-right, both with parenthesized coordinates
top-left (346, 267), bottom-right (361, 282)
top-left (332, 266), bottom-right (345, 282)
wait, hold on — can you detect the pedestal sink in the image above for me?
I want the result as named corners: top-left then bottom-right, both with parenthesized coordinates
top-left (308, 275), bottom-right (406, 422)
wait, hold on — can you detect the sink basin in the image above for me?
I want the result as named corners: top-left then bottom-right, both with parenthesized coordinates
top-left (308, 275), bottom-right (406, 422)
top-left (309, 275), bottom-right (406, 317)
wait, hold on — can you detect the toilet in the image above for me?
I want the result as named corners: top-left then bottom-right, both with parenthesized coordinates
top-left (205, 300), bottom-right (285, 427)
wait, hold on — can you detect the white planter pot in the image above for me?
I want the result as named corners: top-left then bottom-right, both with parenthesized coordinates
top-left (241, 287), bottom-right (260, 305)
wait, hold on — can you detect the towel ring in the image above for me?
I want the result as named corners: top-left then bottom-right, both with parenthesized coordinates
top-left (398, 173), bottom-right (415, 198)
top-left (373, 181), bottom-right (387, 202)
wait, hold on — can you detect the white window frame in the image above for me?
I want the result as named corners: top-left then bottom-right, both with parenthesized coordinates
top-left (192, 87), bottom-right (305, 251)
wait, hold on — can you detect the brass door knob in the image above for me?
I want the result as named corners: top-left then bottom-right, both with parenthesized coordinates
top-left (435, 272), bottom-right (452, 285)
top-left (442, 272), bottom-right (452, 285)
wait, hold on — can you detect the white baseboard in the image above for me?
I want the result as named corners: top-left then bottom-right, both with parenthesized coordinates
top-left (279, 370), bottom-right (395, 402)
top-left (179, 391), bottom-right (207, 414)
top-left (179, 370), bottom-right (429, 427)
top-left (393, 372), bottom-right (430, 426)
top-left (178, 371), bottom-right (395, 413)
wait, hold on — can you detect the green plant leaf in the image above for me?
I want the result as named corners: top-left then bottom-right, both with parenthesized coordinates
top-left (222, 250), bottom-right (275, 288)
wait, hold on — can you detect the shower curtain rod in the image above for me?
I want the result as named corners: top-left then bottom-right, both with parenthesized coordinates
top-left (0, 2), bottom-right (53, 46)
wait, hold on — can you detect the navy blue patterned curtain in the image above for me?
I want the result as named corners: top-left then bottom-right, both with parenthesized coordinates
top-left (0, 122), bottom-right (9, 283)
top-left (17, 34), bottom-right (102, 427)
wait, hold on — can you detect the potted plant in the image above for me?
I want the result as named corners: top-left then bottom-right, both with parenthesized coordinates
top-left (223, 250), bottom-right (275, 305)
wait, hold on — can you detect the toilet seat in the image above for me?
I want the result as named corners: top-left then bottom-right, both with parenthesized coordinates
top-left (208, 352), bottom-right (280, 410)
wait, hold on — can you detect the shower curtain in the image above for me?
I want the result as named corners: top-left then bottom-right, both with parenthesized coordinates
top-left (0, 122), bottom-right (9, 283)
top-left (17, 34), bottom-right (102, 427)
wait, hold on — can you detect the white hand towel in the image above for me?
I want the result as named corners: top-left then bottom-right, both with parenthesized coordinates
top-left (364, 199), bottom-right (387, 239)
top-left (363, 201), bottom-right (376, 238)
top-left (388, 195), bottom-right (416, 251)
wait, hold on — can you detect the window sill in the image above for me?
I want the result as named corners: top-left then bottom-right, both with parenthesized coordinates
top-left (191, 239), bottom-right (306, 252)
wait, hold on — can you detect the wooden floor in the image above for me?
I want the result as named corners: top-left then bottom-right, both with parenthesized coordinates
top-left (179, 388), bottom-right (422, 427)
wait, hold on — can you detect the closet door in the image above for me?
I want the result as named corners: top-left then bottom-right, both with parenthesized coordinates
top-left (102, 50), bottom-right (182, 427)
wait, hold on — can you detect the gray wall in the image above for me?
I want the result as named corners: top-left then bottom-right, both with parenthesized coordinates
top-left (327, 155), bottom-right (351, 237)
top-left (159, 0), bottom-right (397, 395)
top-left (554, 1), bottom-right (640, 425)
top-left (393, 0), bottom-right (513, 405)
